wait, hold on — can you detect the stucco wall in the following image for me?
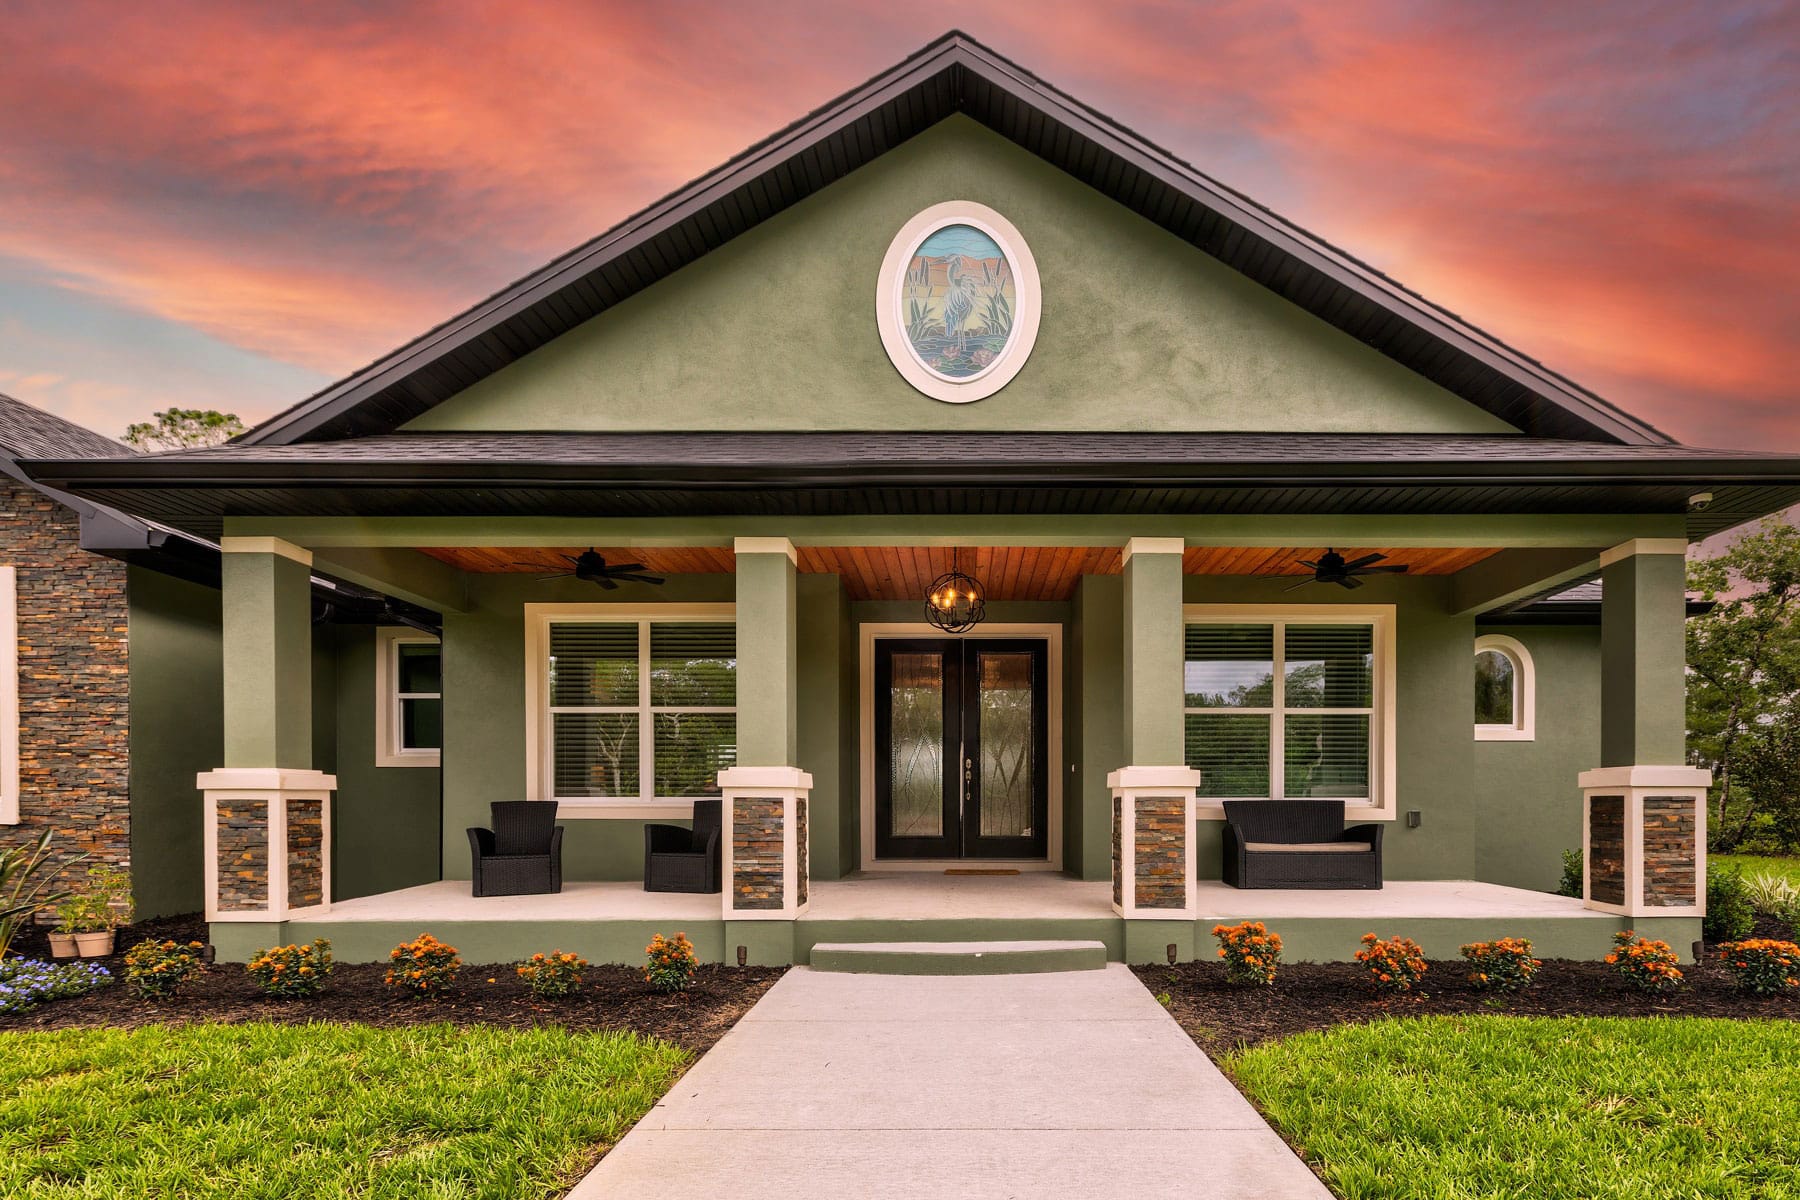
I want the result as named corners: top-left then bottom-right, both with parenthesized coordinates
top-left (125, 566), bottom-right (220, 918)
top-left (407, 118), bottom-right (1513, 438)
top-left (1473, 624), bottom-right (1602, 891)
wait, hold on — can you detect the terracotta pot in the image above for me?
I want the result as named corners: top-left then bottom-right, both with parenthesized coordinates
top-left (73, 930), bottom-right (114, 958)
top-left (48, 932), bottom-right (79, 960)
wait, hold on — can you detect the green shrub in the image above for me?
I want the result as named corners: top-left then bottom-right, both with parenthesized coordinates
top-left (1212, 921), bottom-right (1282, 986)
top-left (384, 933), bottom-right (461, 998)
top-left (1745, 871), bottom-right (1799, 914)
top-left (124, 940), bottom-right (206, 999)
top-left (644, 932), bottom-right (697, 994)
top-left (1460, 937), bottom-right (1542, 992)
top-left (1354, 933), bottom-right (1429, 994)
top-left (246, 939), bottom-right (333, 999)
top-left (1718, 939), bottom-right (1800, 996)
top-left (1705, 866), bottom-right (1757, 943)
top-left (516, 950), bottom-right (588, 999)
top-left (1555, 849), bottom-right (1583, 899)
top-left (1605, 930), bottom-right (1684, 993)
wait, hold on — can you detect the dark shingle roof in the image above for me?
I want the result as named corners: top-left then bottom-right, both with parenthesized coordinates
top-left (0, 393), bottom-right (134, 461)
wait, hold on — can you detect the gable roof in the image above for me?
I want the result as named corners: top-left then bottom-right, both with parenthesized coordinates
top-left (0, 392), bottom-right (134, 461)
top-left (240, 32), bottom-right (1672, 448)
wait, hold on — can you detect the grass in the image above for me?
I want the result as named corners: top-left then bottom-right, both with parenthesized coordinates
top-left (0, 1022), bottom-right (689, 1198)
top-left (1229, 1016), bottom-right (1800, 1199)
top-left (1715, 852), bottom-right (1800, 890)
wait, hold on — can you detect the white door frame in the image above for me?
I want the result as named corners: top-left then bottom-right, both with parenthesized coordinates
top-left (858, 622), bottom-right (1064, 872)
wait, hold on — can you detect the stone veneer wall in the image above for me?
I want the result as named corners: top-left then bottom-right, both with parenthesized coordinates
top-left (1110, 797), bottom-right (1122, 909)
top-left (795, 798), bottom-right (808, 907)
top-left (216, 798), bottom-right (269, 912)
top-left (287, 798), bottom-right (324, 908)
top-left (1588, 795), bottom-right (1626, 906)
top-left (1642, 796), bottom-right (1697, 907)
top-left (731, 796), bottom-right (785, 910)
top-left (1133, 795), bottom-right (1186, 909)
top-left (0, 479), bottom-right (131, 877)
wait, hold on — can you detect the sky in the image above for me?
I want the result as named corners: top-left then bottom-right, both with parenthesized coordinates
top-left (0, 0), bottom-right (1794, 448)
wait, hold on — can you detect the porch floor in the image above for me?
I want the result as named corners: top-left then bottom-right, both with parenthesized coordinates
top-left (297, 874), bottom-right (1602, 924)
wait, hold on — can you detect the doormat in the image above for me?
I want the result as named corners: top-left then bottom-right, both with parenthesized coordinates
top-left (944, 868), bottom-right (1021, 876)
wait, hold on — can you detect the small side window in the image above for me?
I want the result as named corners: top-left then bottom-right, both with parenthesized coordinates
top-left (377, 628), bottom-right (441, 766)
top-left (1474, 634), bottom-right (1534, 741)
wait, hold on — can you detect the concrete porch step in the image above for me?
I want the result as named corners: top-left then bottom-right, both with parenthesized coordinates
top-left (808, 939), bottom-right (1109, 975)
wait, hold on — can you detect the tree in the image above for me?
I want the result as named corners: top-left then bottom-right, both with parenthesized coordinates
top-left (1687, 518), bottom-right (1800, 848)
top-left (122, 408), bottom-right (244, 451)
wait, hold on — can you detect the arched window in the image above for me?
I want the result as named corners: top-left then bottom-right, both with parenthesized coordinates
top-left (1474, 634), bottom-right (1534, 741)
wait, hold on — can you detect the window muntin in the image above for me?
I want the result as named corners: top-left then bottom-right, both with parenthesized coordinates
top-left (377, 629), bottom-right (441, 767)
top-left (1474, 634), bottom-right (1534, 741)
top-left (543, 617), bottom-right (736, 805)
top-left (1184, 617), bottom-right (1380, 804)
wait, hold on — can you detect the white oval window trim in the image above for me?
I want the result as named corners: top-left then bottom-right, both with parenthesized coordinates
top-left (875, 201), bottom-right (1042, 404)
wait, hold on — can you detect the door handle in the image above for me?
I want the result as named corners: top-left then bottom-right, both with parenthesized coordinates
top-left (963, 756), bottom-right (973, 806)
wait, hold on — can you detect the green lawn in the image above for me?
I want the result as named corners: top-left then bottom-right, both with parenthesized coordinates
top-left (1230, 1017), bottom-right (1800, 1199)
top-left (1714, 852), bottom-right (1800, 889)
top-left (0, 1022), bottom-right (689, 1198)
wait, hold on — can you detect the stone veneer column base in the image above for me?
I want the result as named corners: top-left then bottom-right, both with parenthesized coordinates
top-left (719, 765), bottom-right (812, 920)
top-left (1107, 765), bottom-right (1202, 920)
top-left (198, 767), bottom-right (336, 923)
top-left (1579, 765), bottom-right (1709, 919)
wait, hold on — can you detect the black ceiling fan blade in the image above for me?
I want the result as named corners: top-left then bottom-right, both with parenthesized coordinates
top-left (1284, 576), bottom-right (1320, 592)
top-left (1295, 559), bottom-right (1322, 571)
top-left (1340, 575), bottom-right (1366, 589)
top-left (1351, 564), bottom-right (1410, 575)
top-left (603, 563), bottom-right (648, 574)
top-left (606, 573), bottom-right (666, 586)
top-left (593, 575), bottom-right (619, 590)
top-left (534, 572), bottom-right (575, 582)
top-left (1341, 553), bottom-right (1387, 570)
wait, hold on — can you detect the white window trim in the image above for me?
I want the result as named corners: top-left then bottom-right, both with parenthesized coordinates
top-left (524, 603), bottom-right (735, 820)
top-left (1474, 633), bottom-right (1536, 742)
top-left (1, 566), bottom-right (18, 824)
top-left (1183, 604), bottom-right (1397, 822)
top-left (375, 627), bottom-right (441, 767)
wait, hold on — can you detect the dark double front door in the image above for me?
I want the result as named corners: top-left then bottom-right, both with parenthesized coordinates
top-left (874, 638), bottom-right (1049, 860)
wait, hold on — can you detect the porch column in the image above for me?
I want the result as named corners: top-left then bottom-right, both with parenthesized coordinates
top-left (1580, 539), bottom-right (1707, 918)
top-left (1109, 537), bottom-right (1200, 920)
top-left (199, 538), bottom-right (335, 922)
top-left (722, 537), bottom-right (810, 919)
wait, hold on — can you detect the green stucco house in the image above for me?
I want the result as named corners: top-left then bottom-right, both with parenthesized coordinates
top-left (23, 34), bottom-right (1800, 965)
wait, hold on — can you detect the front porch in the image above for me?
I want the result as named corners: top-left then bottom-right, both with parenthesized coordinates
top-left (208, 872), bottom-right (1690, 966)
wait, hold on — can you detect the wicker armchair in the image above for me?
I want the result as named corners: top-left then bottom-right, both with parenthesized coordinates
top-left (644, 799), bottom-right (722, 893)
top-left (468, 801), bottom-right (564, 897)
top-left (1221, 799), bottom-right (1382, 889)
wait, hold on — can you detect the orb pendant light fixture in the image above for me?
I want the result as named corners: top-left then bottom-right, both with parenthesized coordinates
top-left (924, 548), bottom-right (987, 634)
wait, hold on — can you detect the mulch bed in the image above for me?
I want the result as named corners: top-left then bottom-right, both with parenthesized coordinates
top-left (1136, 939), bottom-right (1800, 1056)
top-left (4, 914), bottom-right (782, 1055)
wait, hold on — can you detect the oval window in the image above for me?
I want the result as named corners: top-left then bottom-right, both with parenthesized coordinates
top-left (902, 223), bottom-right (1016, 382)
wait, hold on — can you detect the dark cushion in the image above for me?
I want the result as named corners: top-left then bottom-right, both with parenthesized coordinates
top-left (491, 800), bottom-right (558, 856)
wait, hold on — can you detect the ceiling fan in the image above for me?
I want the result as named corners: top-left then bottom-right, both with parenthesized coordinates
top-left (1285, 549), bottom-right (1410, 591)
top-left (517, 549), bottom-right (665, 589)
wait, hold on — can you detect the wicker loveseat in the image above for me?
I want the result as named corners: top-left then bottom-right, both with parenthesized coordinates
top-left (1221, 799), bottom-right (1382, 889)
top-left (468, 801), bottom-right (564, 897)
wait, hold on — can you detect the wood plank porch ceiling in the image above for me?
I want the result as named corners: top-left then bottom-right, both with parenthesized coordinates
top-left (421, 545), bottom-right (1500, 602)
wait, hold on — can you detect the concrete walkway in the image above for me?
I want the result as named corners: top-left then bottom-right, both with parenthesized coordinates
top-left (571, 964), bottom-right (1331, 1199)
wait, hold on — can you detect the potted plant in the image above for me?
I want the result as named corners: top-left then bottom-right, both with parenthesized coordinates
top-left (61, 867), bottom-right (132, 958)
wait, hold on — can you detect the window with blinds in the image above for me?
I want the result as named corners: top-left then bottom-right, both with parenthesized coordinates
top-left (1184, 618), bottom-right (1378, 803)
top-left (545, 619), bottom-right (736, 803)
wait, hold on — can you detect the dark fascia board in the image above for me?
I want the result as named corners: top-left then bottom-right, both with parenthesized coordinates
top-left (1482, 598), bottom-right (1715, 626)
top-left (28, 447), bottom-right (1800, 492)
top-left (237, 32), bottom-right (1672, 449)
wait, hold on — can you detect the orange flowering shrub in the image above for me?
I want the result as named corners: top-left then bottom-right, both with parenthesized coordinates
top-left (644, 932), bottom-right (698, 993)
top-left (516, 950), bottom-right (590, 999)
top-left (1604, 930), bottom-right (1683, 993)
top-left (385, 933), bottom-right (462, 998)
top-left (246, 938), bottom-right (334, 999)
top-left (1718, 938), bottom-right (1800, 997)
top-left (1212, 921), bottom-right (1282, 986)
top-left (1460, 937), bottom-right (1541, 993)
top-left (1355, 933), bottom-right (1429, 994)
top-left (123, 939), bottom-right (206, 999)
